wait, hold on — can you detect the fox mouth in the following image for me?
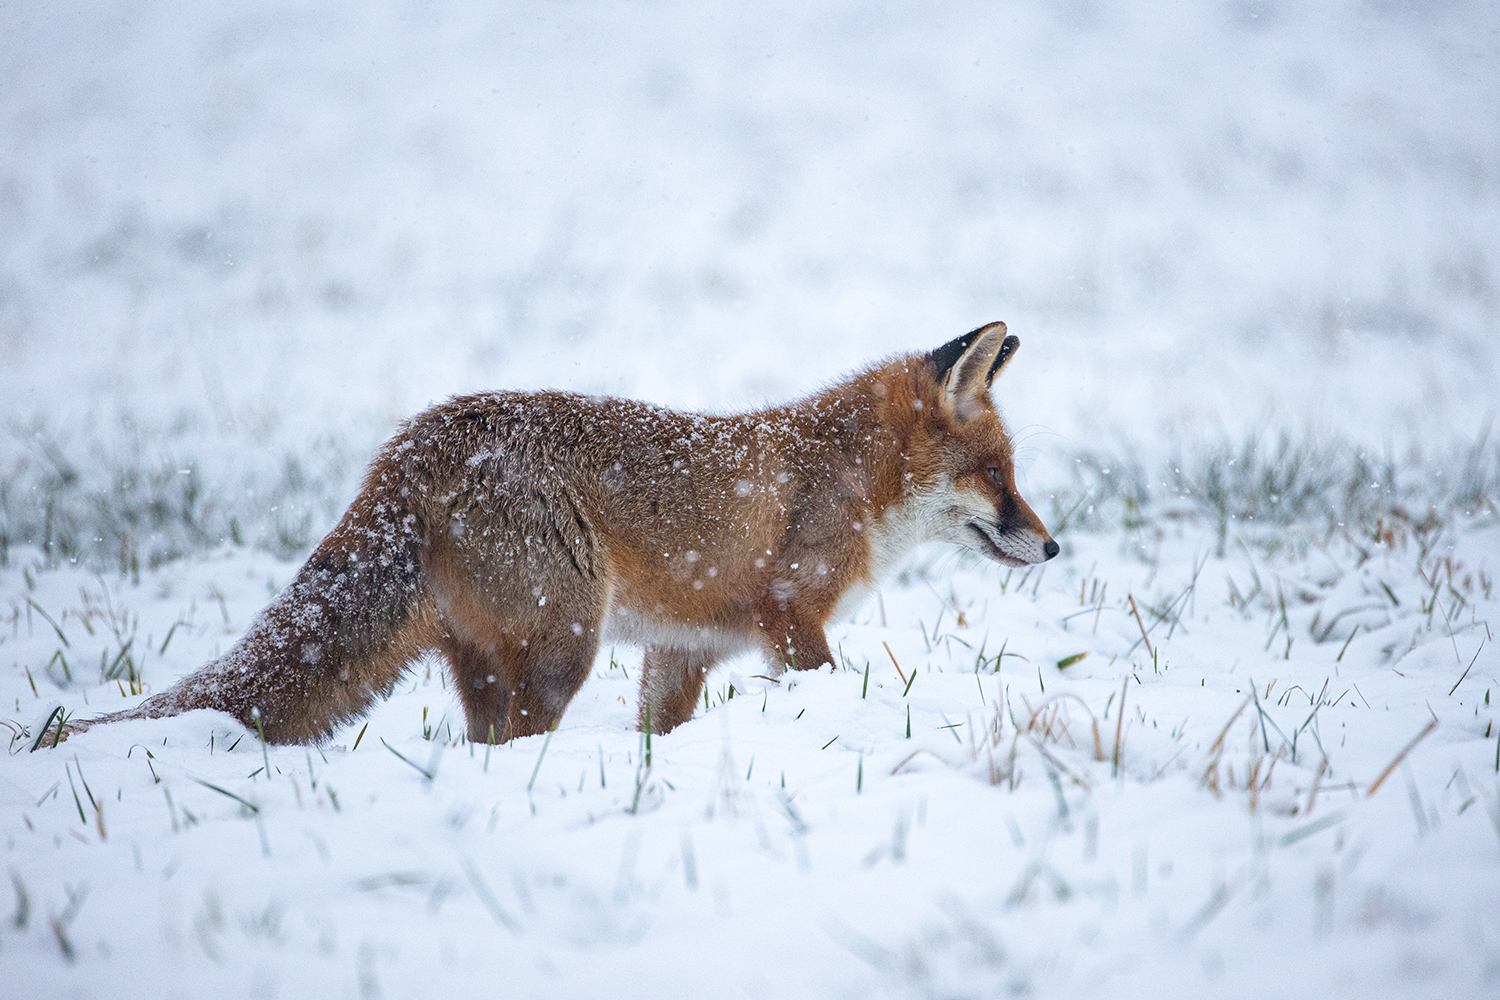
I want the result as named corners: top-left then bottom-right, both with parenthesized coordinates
top-left (967, 522), bottom-right (1031, 568)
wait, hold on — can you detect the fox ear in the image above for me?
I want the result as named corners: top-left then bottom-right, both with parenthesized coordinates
top-left (928, 321), bottom-right (1010, 421)
top-left (985, 333), bottom-right (1020, 387)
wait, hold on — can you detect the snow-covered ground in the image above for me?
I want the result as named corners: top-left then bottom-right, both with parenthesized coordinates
top-left (3, 1), bottom-right (1499, 996)
top-left (5, 524), bottom-right (1499, 998)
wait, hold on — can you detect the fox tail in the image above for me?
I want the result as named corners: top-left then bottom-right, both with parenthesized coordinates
top-left (49, 461), bottom-right (440, 747)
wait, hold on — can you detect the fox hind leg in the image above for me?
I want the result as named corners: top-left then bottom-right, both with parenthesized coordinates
top-left (429, 542), bottom-right (604, 741)
top-left (639, 645), bottom-right (717, 735)
top-left (505, 629), bottom-right (602, 739)
top-left (443, 637), bottom-right (514, 744)
top-left (442, 631), bottom-right (598, 744)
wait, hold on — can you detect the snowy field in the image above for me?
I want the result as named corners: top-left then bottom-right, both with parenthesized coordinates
top-left (4, 1), bottom-right (1500, 997)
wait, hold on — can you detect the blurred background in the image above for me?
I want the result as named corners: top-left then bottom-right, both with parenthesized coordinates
top-left (2, 0), bottom-right (1497, 563)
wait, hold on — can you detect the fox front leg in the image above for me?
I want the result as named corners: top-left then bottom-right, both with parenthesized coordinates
top-left (638, 645), bottom-right (718, 735)
top-left (757, 603), bottom-right (835, 673)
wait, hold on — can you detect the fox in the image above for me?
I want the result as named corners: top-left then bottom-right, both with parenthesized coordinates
top-left (51, 321), bottom-right (1056, 748)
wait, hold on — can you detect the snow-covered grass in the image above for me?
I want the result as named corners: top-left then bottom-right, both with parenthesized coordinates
top-left (6, 415), bottom-right (1498, 579)
top-left (4, 504), bottom-right (1499, 997)
top-left (4, 0), bottom-right (1500, 995)
top-left (0, 416), bottom-right (362, 571)
top-left (1050, 432), bottom-right (1500, 547)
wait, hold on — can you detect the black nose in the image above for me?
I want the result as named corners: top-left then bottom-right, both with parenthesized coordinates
top-left (1043, 539), bottom-right (1060, 560)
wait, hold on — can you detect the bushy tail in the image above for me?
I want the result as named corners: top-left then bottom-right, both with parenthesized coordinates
top-left (55, 481), bottom-right (440, 747)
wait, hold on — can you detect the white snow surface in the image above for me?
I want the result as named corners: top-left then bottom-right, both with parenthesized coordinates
top-left (3, 1), bottom-right (1500, 997)
top-left (6, 528), bottom-right (1500, 998)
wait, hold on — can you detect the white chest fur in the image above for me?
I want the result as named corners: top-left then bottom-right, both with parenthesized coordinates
top-left (831, 476), bottom-right (963, 623)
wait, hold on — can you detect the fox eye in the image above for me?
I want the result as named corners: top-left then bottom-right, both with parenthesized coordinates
top-left (985, 466), bottom-right (1002, 488)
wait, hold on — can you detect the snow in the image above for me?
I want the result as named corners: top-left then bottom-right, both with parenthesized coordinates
top-left (6, 525), bottom-right (1500, 997)
top-left (3, 0), bottom-right (1499, 997)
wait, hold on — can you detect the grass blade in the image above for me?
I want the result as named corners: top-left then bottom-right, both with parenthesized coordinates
top-left (380, 738), bottom-right (434, 781)
top-left (190, 776), bottom-right (261, 814)
top-left (1367, 719), bottom-right (1438, 798)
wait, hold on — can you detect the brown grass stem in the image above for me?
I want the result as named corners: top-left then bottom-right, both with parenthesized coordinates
top-left (1366, 719), bottom-right (1438, 798)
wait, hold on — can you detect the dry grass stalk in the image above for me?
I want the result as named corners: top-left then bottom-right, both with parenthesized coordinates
top-left (1113, 677), bottom-right (1129, 776)
top-left (1366, 719), bottom-right (1438, 798)
top-left (882, 641), bottom-right (907, 686)
top-left (1127, 593), bottom-right (1153, 657)
top-left (1201, 694), bottom-right (1254, 794)
top-left (1305, 756), bottom-right (1328, 814)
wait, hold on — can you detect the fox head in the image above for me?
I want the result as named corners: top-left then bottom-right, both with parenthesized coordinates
top-left (903, 321), bottom-right (1058, 567)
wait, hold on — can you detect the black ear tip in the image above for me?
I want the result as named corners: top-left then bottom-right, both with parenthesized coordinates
top-left (985, 333), bottom-right (1022, 384)
top-left (926, 330), bottom-right (982, 382)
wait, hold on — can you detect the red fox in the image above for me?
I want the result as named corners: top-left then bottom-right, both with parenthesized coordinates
top-left (55, 322), bottom-right (1055, 747)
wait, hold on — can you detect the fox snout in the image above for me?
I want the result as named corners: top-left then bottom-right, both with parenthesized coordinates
top-left (967, 518), bottom-right (1058, 567)
top-left (964, 480), bottom-right (1058, 567)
